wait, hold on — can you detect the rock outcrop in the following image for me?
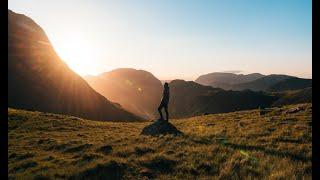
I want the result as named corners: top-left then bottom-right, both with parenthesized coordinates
top-left (141, 119), bottom-right (182, 136)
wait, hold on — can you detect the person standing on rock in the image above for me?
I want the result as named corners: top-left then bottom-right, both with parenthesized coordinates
top-left (158, 82), bottom-right (170, 121)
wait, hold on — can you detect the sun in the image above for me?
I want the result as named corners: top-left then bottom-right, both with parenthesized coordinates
top-left (51, 32), bottom-right (99, 76)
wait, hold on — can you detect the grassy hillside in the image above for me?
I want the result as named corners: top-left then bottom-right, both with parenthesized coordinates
top-left (268, 78), bottom-right (312, 92)
top-left (8, 103), bottom-right (312, 179)
top-left (272, 88), bottom-right (312, 107)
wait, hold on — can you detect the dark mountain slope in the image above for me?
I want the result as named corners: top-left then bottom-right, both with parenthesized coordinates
top-left (168, 80), bottom-right (278, 118)
top-left (85, 68), bottom-right (163, 119)
top-left (272, 87), bottom-right (312, 107)
top-left (267, 77), bottom-right (312, 92)
top-left (8, 10), bottom-right (141, 121)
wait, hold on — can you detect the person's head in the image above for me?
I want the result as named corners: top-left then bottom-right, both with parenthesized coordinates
top-left (164, 82), bottom-right (169, 89)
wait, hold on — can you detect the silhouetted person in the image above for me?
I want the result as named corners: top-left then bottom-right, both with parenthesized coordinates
top-left (158, 82), bottom-right (170, 121)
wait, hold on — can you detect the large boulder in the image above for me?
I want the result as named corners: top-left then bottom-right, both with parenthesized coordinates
top-left (141, 119), bottom-right (182, 136)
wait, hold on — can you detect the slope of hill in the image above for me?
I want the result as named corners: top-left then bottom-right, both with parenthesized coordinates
top-left (84, 68), bottom-right (163, 119)
top-left (8, 10), bottom-right (140, 121)
top-left (231, 74), bottom-right (294, 91)
top-left (9, 103), bottom-right (312, 179)
top-left (168, 80), bottom-right (278, 118)
top-left (272, 87), bottom-right (312, 107)
top-left (195, 72), bottom-right (265, 89)
top-left (267, 77), bottom-right (312, 92)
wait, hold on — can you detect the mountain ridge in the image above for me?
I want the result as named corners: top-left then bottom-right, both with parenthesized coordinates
top-left (8, 9), bottom-right (141, 121)
top-left (195, 72), bottom-right (265, 89)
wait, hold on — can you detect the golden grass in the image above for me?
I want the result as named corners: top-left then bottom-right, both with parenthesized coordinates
top-left (8, 103), bottom-right (312, 179)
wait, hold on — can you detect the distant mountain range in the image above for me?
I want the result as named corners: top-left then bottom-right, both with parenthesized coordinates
top-left (8, 10), bottom-right (141, 121)
top-left (84, 68), bottom-right (162, 119)
top-left (195, 72), bottom-right (265, 89)
top-left (195, 72), bottom-right (311, 92)
top-left (7, 9), bottom-right (312, 121)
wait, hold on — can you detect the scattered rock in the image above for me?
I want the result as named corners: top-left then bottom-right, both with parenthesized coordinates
top-left (11, 161), bottom-right (38, 173)
top-left (266, 117), bottom-right (276, 122)
top-left (197, 163), bottom-right (211, 172)
top-left (37, 139), bottom-right (44, 144)
top-left (165, 150), bottom-right (175, 155)
top-left (287, 107), bottom-right (303, 114)
top-left (64, 144), bottom-right (92, 153)
top-left (139, 168), bottom-right (155, 179)
top-left (97, 145), bottom-right (113, 155)
top-left (259, 109), bottom-right (271, 116)
top-left (134, 147), bottom-right (154, 155)
top-left (140, 119), bottom-right (182, 136)
top-left (16, 153), bottom-right (34, 160)
top-left (206, 123), bottom-right (215, 126)
top-left (42, 156), bottom-right (54, 161)
top-left (238, 122), bottom-right (245, 127)
top-left (81, 154), bottom-right (101, 162)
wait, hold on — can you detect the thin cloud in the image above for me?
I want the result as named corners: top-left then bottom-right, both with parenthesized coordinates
top-left (221, 70), bottom-right (242, 74)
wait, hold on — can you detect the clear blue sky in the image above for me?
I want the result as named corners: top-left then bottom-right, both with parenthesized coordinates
top-left (9, 0), bottom-right (312, 80)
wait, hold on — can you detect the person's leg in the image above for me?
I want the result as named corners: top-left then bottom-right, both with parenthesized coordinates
top-left (164, 105), bottom-right (169, 121)
top-left (158, 104), bottom-right (163, 120)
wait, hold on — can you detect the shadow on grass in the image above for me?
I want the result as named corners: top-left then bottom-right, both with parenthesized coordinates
top-left (64, 144), bottom-right (93, 153)
top-left (69, 160), bottom-right (127, 180)
top-left (140, 155), bottom-right (177, 173)
top-left (11, 161), bottom-right (38, 173)
top-left (134, 147), bottom-right (155, 156)
top-left (186, 135), bottom-right (310, 162)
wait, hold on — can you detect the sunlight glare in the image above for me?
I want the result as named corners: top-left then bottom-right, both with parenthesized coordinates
top-left (51, 31), bottom-right (98, 76)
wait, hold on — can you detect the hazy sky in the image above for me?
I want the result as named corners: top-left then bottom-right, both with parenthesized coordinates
top-left (9, 0), bottom-right (312, 80)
